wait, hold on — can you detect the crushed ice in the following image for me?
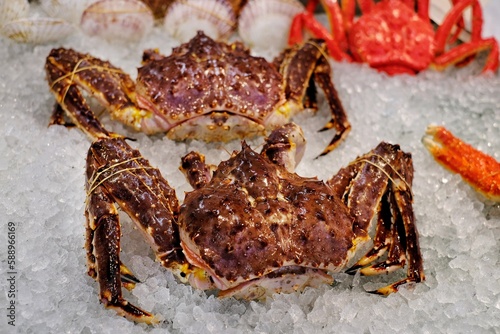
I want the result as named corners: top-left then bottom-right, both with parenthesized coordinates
top-left (0, 22), bottom-right (499, 334)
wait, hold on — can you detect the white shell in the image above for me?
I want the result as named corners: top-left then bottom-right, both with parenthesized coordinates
top-left (80, 0), bottom-right (154, 42)
top-left (238, 0), bottom-right (304, 51)
top-left (0, 17), bottom-right (75, 44)
top-left (0, 0), bottom-right (29, 24)
top-left (39, 0), bottom-right (99, 24)
top-left (164, 0), bottom-right (236, 43)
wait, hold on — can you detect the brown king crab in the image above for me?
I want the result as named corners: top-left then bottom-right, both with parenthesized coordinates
top-left (289, 0), bottom-right (499, 75)
top-left (81, 119), bottom-right (424, 323)
top-left (46, 31), bottom-right (350, 156)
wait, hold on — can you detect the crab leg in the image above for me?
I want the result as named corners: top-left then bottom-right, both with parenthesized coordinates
top-left (313, 54), bottom-right (351, 155)
top-left (276, 41), bottom-right (351, 156)
top-left (289, 0), bottom-right (351, 61)
top-left (433, 0), bottom-right (498, 73)
top-left (329, 143), bottom-right (425, 294)
top-left (45, 48), bottom-right (163, 137)
top-left (423, 125), bottom-right (500, 202)
top-left (85, 137), bottom-right (186, 323)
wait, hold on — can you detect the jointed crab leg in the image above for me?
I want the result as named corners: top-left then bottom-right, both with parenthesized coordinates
top-left (275, 40), bottom-right (351, 156)
top-left (433, 0), bottom-right (499, 73)
top-left (329, 143), bottom-right (424, 294)
top-left (423, 125), bottom-right (500, 202)
top-left (45, 48), bottom-right (157, 136)
top-left (84, 135), bottom-right (187, 323)
top-left (289, 0), bottom-right (352, 61)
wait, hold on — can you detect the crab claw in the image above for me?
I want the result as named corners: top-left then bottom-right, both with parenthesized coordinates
top-left (422, 124), bottom-right (500, 202)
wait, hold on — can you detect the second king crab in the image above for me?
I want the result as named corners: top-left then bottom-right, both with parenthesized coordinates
top-left (289, 0), bottom-right (499, 75)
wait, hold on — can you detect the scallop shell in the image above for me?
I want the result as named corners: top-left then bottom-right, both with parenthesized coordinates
top-left (0, 0), bottom-right (30, 24)
top-left (238, 0), bottom-right (304, 51)
top-left (164, 0), bottom-right (236, 43)
top-left (39, 0), bottom-right (99, 24)
top-left (0, 17), bottom-right (75, 44)
top-left (80, 0), bottom-right (154, 42)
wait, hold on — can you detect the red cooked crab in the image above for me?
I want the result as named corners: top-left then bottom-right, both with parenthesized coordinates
top-left (83, 122), bottom-right (424, 323)
top-left (289, 0), bottom-right (499, 75)
top-left (46, 31), bottom-right (350, 156)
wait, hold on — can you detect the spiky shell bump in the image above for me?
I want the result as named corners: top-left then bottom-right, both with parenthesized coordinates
top-left (1, 17), bottom-right (75, 44)
top-left (238, 0), bottom-right (304, 51)
top-left (80, 0), bottom-right (154, 42)
top-left (163, 0), bottom-right (236, 43)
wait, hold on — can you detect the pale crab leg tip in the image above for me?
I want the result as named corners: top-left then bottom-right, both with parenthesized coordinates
top-left (367, 286), bottom-right (397, 296)
top-left (120, 263), bottom-right (141, 283)
top-left (367, 280), bottom-right (413, 296)
top-left (104, 299), bottom-right (160, 324)
top-left (358, 263), bottom-right (402, 276)
top-left (121, 281), bottom-right (137, 291)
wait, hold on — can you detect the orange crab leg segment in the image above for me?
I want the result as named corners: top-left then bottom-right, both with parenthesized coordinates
top-left (423, 125), bottom-right (500, 202)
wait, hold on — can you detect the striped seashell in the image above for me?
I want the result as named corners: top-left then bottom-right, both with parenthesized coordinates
top-left (39, 0), bottom-right (99, 24)
top-left (238, 0), bottom-right (304, 51)
top-left (0, 0), bottom-right (30, 25)
top-left (163, 0), bottom-right (236, 43)
top-left (80, 0), bottom-right (154, 42)
top-left (1, 17), bottom-right (75, 44)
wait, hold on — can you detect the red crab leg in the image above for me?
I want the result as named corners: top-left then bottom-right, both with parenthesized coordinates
top-left (423, 125), bottom-right (500, 202)
top-left (433, 0), bottom-right (498, 73)
top-left (433, 37), bottom-right (499, 73)
top-left (416, 0), bottom-right (429, 22)
top-left (288, 1), bottom-right (351, 61)
top-left (435, 0), bottom-right (482, 54)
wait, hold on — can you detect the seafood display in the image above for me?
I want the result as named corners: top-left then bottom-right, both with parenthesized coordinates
top-left (45, 31), bottom-right (350, 156)
top-left (423, 125), bottom-right (500, 202)
top-left (82, 120), bottom-right (423, 323)
top-left (289, 0), bottom-right (499, 75)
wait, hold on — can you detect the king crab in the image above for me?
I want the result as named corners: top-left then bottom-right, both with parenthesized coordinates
top-left (46, 31), bottom-right (350, 156)
top-left (83, 121), bottom-right (424, 323)
top-left (289, 0), bottom-right (499, 75)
